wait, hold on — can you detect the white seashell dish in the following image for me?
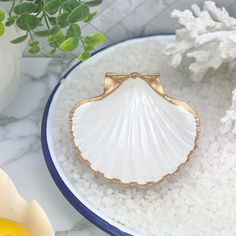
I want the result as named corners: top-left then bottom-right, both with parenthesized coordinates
top-left (69, 72), bottom-right (200, 187)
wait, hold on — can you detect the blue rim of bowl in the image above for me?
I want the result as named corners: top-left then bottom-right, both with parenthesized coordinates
top-left (41, 34), bottom-right (173, 236)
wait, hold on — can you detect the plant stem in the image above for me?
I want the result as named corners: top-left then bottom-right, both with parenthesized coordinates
top-left (59, 7), bottom-right (62, 15)
top-left (43, 11), bottom-right (50, 30)
top-left (29, 31), bottom-right (34, 41)
top-left (80, 37), bottom-right (85, 47)
top-left (9, 0), bottom-right (16, 16)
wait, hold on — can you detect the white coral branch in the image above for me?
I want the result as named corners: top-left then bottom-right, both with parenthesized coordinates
top-left (162, 1), bottom-right (236, 81)
top-left (162, 1), bottom-right (236, 133)
top-left (220, 89), bottom-right (236, 134)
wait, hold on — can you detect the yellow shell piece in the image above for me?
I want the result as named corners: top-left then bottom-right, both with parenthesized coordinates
top-left (0, 218), bottom-right (32, 236)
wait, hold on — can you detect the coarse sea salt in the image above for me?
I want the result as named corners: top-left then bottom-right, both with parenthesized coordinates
top-left (50, 36), bottom-right (236, 236)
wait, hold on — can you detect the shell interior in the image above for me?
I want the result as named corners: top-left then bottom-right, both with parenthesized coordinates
top-left (69, 73), bottom-right (200, 186)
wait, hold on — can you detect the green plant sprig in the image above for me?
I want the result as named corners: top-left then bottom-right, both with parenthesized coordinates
top-left (0, 0), bottom-right (105, 60)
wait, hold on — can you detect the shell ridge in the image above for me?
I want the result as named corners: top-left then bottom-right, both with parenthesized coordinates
top-left (138, 95), bottom-right (164, 180)
top-left (152, 104), bottom-right (194, 156)
top-left (151, 96), bottom-right (196, 146)
top-left (144, 97), bottom-right (179, 175)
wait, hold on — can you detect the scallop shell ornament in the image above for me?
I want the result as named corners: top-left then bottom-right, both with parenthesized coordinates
top-left (69, 73), bottom-right (200, 187)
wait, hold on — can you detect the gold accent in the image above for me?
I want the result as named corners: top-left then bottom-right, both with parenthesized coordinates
top-left (68, 72), bottom-right (201, 188)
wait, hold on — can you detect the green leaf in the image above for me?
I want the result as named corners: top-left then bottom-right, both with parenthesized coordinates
top-left (34, 29), bottom-right (51, 37)
top-left (63, 0), bottom-right (79, 12)
top-left (79, 51), bottom-right (90, 61)
top-left (59, 36), bottom-right (78, 52)
top-left (48, 17), bottom-right (56, 25)
top-left (48, 32), bottom-right (65, 45)
top-left (48, 48), bottom-right (56, 55)
top-left (49, 41), bottom-right (57, 47)
top-left (84, 33), bottom-right (105, 47)
top-left (10, 33), bottom-right (28, 44)
top-left (29, 46), bottom-right (40, 54)
top-left (67, 4), bottom-right (89, 23)
top-left (84, 44), bottom-right (94, 51)
top-left (16, 15), bottom-right (40, 31)
top-left (66, 24), bottom-right (81, 38)
top-left (56, 12), bottom-right (69, 28)
top-left (0, 22), bottom-right (4, 36)
top-left (7, 15), bottom-right (18, 21)
top-left (51, 24), bottom-right (60, 34)
top-left (58, 0), bottom-right (67, 4)
top-left (14, 2), bottom-right (37, 15)
top-left (29, 40), bottom-right (39, 47)
top-left (5, 16), bottom-right (18, 26)
top-left (5, 20), bottom-right (15, 26)
top-left (53, 32), bottom-right (64, 42)
top-left (44, 0), bottom-right (60, 15)
top-left (0, 9), bottom-right (5, 22)
top-left (84, 12), bottom-right (97, 23)
top-left (85, 0), bottom-right (102, 7)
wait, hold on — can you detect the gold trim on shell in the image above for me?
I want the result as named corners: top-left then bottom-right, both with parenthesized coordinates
top-left (68, 72), bottom-right (201, 188)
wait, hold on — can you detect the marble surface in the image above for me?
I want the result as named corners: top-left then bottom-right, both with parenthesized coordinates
top-left (0, 58), bottom-right (107, 236)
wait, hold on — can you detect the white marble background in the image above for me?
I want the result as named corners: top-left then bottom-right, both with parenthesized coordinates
top-left (0, 0), bottom-right (236, 235)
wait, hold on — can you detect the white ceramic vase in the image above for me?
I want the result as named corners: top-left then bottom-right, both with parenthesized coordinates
top-left (0, 10), bottom-right (26, 111)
